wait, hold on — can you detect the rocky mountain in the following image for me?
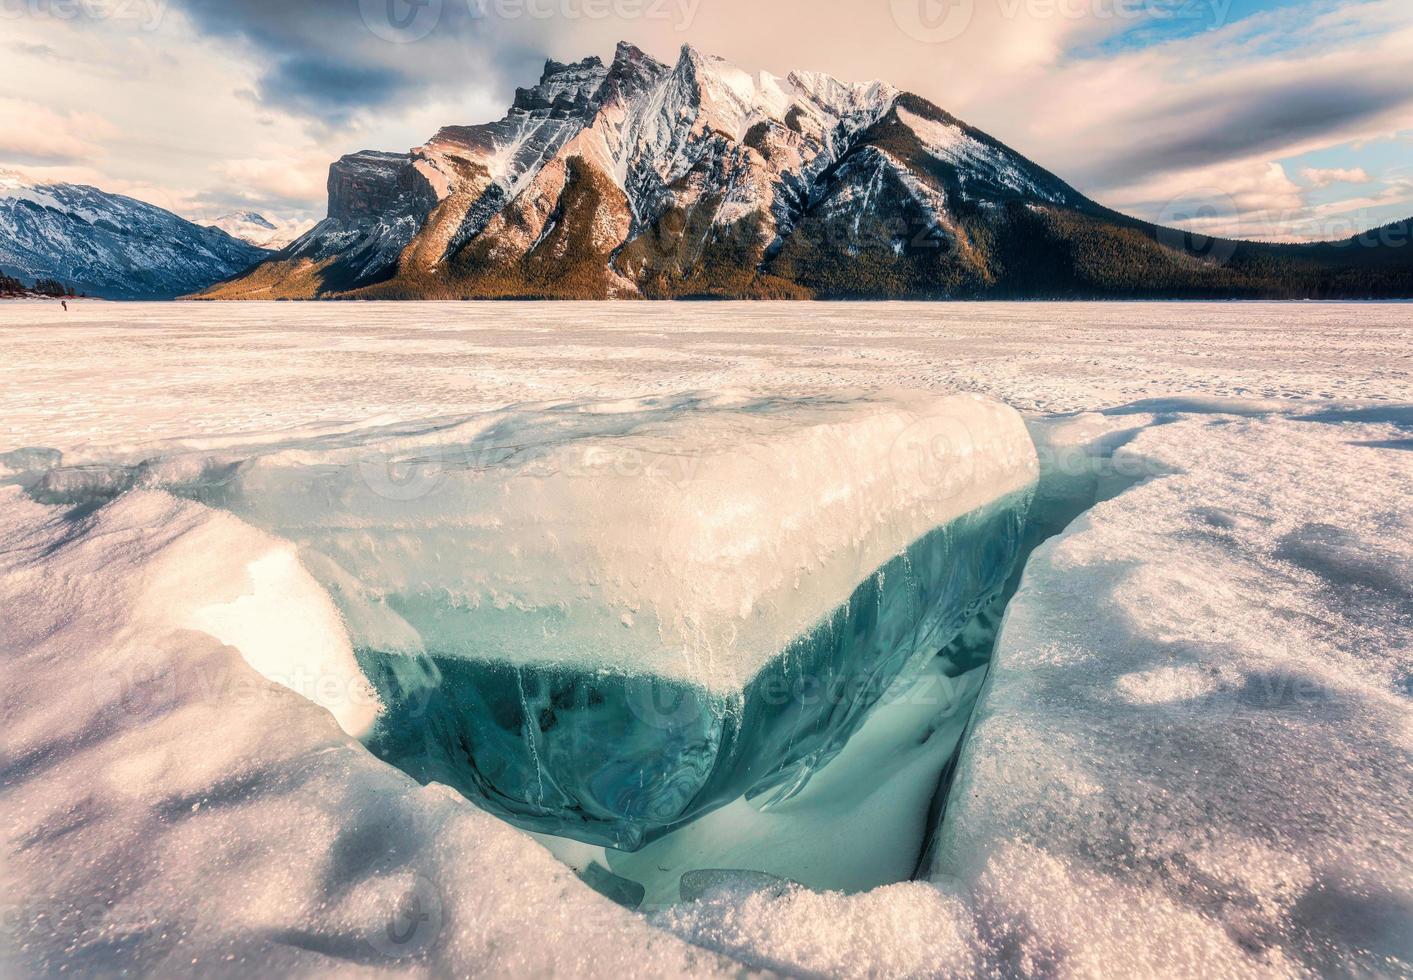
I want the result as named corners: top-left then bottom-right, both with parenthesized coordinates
top-left (208, 210), bottom-right (315, 251)
top-left (0, 170), bottom-right (269, 300)
top-left (201, 43), bottom-right (1413, 301)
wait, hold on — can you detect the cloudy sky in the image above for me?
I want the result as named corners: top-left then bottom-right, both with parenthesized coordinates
top-left (2, 0), bottom-right (1410, 240)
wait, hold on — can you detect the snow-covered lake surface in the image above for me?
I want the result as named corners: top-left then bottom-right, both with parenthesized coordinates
top-left (2, 301), bottom-right (1410, 977)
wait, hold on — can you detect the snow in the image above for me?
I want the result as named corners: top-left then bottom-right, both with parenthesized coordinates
top-left (0, 169), bottom-right (268, 298)
top-left (897, 107), bottom-right (1065, 203)
top-left (7, 385), bottom-right (1034, 849)
top-left (17, 390), bottom-right (1033, 849)
top-left (2, 301), bottom-right (1410, 976)
top-left (931, 408), bottom-right (1413, 976)
top-left (150, 390), bottom-right (1033, 691)
top-left (209, 211), bottom-right (315, 251)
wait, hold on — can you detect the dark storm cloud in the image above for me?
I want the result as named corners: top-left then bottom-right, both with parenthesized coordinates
top-left (259, 54), bottom-right (410, 119)
top-left (169, 0), bottom-right (542, 123)
top-left (1082, 74), bottom-right (1413, 188)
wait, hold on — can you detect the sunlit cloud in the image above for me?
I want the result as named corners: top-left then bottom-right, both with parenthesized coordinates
top-left (0, 96), bottom-right (116, 165)
top-left (1301, 166), bottom-right (1372, 188)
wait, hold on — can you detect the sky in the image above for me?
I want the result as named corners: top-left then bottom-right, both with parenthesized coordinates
top-left (1, 0), bottom-right (1410, 241)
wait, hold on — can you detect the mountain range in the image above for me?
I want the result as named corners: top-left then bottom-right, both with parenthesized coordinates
top-left (3, 44), bottom-right (1409, 302)
top-left (207, 211), bottom-right (315, 251)
top-left (200, 43), bottom-right (1413, 302)
top-left (0, 170), bottom-right (269, 300)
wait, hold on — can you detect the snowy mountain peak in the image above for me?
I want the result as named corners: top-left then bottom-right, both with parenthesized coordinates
top-left (217, 210), bottom-right (276, 230)
top-left (787, 70), bottom-right (898, 120)
top-left (1, 172), bottom-right (269, 298)
top-left (207, 42), bottom-right (1409, 302)
top-left (611, 40), bottom-right (660, 69)
top-left (207, 44), bottom-right (1072, 300)
top-left (512, 55), bottom-right (609, 117)
top-left (0, 168), bottom-right (70, 209)
top-left (670, 45), bottom-right (766, 130)
top-left (0, 167), bottom-right (40, 191)
top-left (600, 41), bottom-right (670, 103)
top-left (208, 210), bottom-right (312, 250)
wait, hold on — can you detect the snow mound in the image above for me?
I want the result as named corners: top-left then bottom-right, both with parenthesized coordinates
top-left (0, 486), bottom-right (734, 977)
top-left (929, 410), bottom-right (1413, 977)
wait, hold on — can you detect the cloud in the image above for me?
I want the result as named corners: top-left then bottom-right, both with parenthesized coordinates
top-left (1104, 159), bottom-right (1308, 238)
top-left (121, 0), bottom-right (1413, 207)
top-left (165, 0), bottom-right (542, 125)
top-left (256, 54), bottom-right (411, 123)
top-left (1300, 167), bottom-right (1372, 188)
top-left (210, 154), bottom-right (330, 210)
top-left (0, 97), bottom-right (115, 165)
top-left (1308, 177), bottom-right (1413, 218)
top-left (1083, 77), bottom-right (1413, 189)
top-left (956, 0), bottom-right (1413, 238)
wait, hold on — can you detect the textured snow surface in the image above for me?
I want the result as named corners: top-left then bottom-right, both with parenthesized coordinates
top-left (2, 302), bottom-right (1411, 977)
top-left (206, 391), bottom-right (1030, 689)
top-left (929, 409), bottom-right (1413, 978)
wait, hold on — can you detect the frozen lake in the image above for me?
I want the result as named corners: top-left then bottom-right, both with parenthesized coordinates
top-left (2, 301), bottom-right (1409, 449)
top-left (2, 301), bottom-right (1410, 977)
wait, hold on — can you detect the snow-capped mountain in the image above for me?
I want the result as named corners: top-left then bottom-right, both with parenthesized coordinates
top-left (208, 210), bottom-right (314, 251)
top-left (203, 43), bottom-right (1413, 301)
top-left (0, 170), bottom-right (269, 300)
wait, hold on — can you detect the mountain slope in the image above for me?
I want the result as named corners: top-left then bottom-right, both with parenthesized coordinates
top-left (200, 43), bottom-right (1413, 301)
top-left (0, 171), bottom-right (270, 300)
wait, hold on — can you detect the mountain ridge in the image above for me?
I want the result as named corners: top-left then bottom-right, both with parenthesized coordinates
top-left (0, 169), bottom-right (270, 300)
top-left (198, 43), bottom-right (1413, 301)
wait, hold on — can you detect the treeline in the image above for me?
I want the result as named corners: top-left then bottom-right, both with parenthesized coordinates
top-left (0, 273), bottom-right (82, 297)
top-left (774, 198), bottom-right (1413, 301)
